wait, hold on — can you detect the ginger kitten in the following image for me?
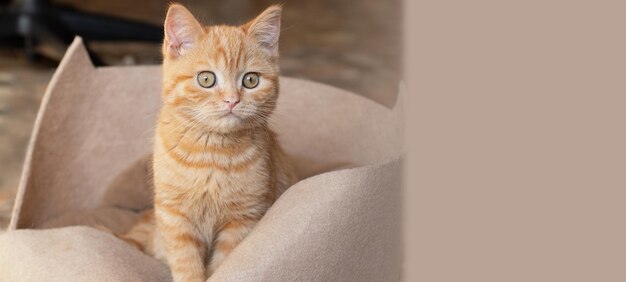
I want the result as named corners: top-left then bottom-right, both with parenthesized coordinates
top-left (121, 4), bottom-right (296, 281)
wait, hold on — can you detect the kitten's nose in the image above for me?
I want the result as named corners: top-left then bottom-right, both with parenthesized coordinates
top-left (224, 98), bottom-right (240, 110)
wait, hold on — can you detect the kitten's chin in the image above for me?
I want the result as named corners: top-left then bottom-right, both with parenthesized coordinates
top-left (205, 114), bottom-right (246, 133)
top-left (220, 113), bottom-right (242, 127)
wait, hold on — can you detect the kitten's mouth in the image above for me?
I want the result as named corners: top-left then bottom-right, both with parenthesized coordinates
top-left (221, 111), bottom-right (241, 119)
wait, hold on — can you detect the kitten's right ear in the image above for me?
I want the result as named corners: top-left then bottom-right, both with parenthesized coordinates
top-left (163, 4), bottom-right (204, 58)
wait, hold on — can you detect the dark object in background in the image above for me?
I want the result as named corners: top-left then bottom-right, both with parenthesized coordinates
top-left (0, 0), bottom-right (163, 65)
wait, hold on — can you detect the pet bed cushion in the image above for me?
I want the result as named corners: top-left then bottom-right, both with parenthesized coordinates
top-left (0, 37), bottom-right (403, 281)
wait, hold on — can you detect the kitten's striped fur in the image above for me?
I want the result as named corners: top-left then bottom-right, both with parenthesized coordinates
top-left (121, 4), bottom-right (296, 281)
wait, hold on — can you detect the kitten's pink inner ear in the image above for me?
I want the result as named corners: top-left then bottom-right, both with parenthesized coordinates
top-left (164, 4), bottom-right (204, 58)
top-left (246, 6), bottom-right (282, 55)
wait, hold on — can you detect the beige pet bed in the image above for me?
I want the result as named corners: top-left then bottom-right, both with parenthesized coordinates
top-left (0, 37), bottom-right (403, 281)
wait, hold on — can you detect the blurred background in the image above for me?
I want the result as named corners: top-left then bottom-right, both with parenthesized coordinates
top-left (0, 0), bottom-right (402, 228)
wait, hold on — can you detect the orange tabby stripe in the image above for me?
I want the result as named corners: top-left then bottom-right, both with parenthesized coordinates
top-left (172, 232), bottom-right (205, 248)
top-left (181, 142), bottom-right (252, 155)
top-left (165, 148), bottom-right (262, 171)
top-left (221, 221), bottom-right (243, 230)
top-left (155, 203), bottom-right (192, 222)
top-left (168, 135), bottom-right (253, 155)
top-left (172, 74), bottom-right (193, 85)
top-left (215, 241), bottom-right (235, 253)
top-left (169, 95), bottom-right (187, 107)
top-left (163, 74), bottom-right (193, 96)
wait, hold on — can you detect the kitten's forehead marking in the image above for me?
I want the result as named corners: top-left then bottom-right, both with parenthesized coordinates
top-left (202, 26), bottom-right (248, 74)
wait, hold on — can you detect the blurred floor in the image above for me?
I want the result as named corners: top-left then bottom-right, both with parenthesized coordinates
top-left (0, 0), bottom-right (401, 228)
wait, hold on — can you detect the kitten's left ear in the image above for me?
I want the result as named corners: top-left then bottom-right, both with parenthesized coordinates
top-left (245, 5), bottom-right (282, 56)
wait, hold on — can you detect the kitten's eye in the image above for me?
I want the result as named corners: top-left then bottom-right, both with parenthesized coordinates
top-left (197, 71), bottom-right (216, 88)
top-left (242, 72), bottom-right (260, 89)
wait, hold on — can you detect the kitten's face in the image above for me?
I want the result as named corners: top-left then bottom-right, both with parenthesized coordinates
top-left (161, 5), bottom-right (281, 133)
